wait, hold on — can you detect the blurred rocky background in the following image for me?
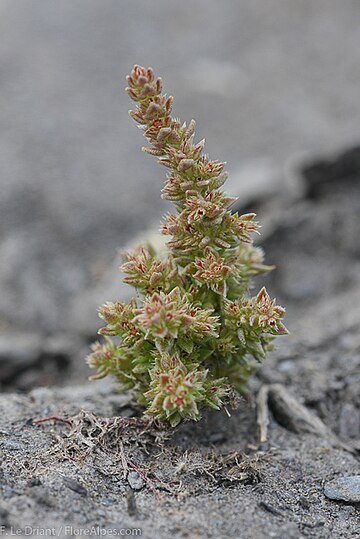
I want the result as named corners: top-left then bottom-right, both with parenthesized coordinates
top-left (1, 0), bottom-right (360, 390)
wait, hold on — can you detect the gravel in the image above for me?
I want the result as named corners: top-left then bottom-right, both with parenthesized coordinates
top-left (324, 476), bottom-right (360, 504)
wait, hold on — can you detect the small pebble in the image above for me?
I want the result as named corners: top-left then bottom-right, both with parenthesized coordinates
top-left (2, 486), bottom-right (14, 499)
top-left (63, 477), bottom-right (88, 497)
top-left (208, 431), bottom-right (227, 444)
top-left (126, 489), bottom-right (137, 516)
top-left (127, 471), bottom-right (144, 491)
top-left (0, 506), bottom-right (9, 527)
top-left (27, 477), bottom-right (42, 487)
top-left (339, 403), bottom-right (360, 439)
top-left (30, 486), bottom-right (56, 508)
top-left (324, 476), bottom-right (360, 503)
top-left (1, 440), bottom-right (24, 451)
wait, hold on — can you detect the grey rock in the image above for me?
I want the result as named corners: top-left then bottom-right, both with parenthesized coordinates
top-left (69, 230), bottom-right (167, 337)
top-left (0, 333), bottom-right (73, 389)
top-left (29, 486), bottom-right (56, 508)
top-left (268, 384), bottom-right (332, 438)
top-left (127, 471), bottom-right (144, 491)
top-left (1, 440), bottom-right (25, 451)
top-left (2, 486), bottom-right (15, 499)
top-left (27, 478), bottom-right (42, 487)
top-left (0, 334), bottom-right (42, 383)
top-left (324, 476), bottom-right (360, 503)
top-left (339, 404), bottom-right (360, 440)
top-left (302, 146), bottom-right (360, 200)
top-left (0, 226), bottom-right (87, 334)
top-left (0, 506), bottom-right (9, 525)
top-left (63, 477), bottom-right (88, 497)
top-left (276, 254), bottom-right (335, 301)
top-left (227, 159), bottom-right (282, 207)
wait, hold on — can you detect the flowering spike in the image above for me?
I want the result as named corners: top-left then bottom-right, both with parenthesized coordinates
top-left (87, 65), bottom-right (287, 425)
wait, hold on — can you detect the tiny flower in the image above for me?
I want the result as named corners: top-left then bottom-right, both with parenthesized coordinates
top-left (132, 288), bottom-right (192, 340)
top-left (253, 287), bottom-right (288, 335)
top-left (121, 245), bottom-right (177, 293)
top-left (86, 338), bottom-right (134, 387)
top-left (86, 338), bottom-right (117, 377)
top-left (144, 357), bottom-right (209, 425)
top-left (98, 299), bottom-right (140, 342)
top-left (198, 159), bottom-right (225, 179)
top-left (184, 192), bottom-right (225, 225)
top-left (229, 213), bottom-right (259, 243)
top-left (216, 335), bottom-right (238, 355)
top-left (192, 248), bottom-right (231, 296)
top-left (178, 158), bottom-right (195, 172)
top-left (161, 175), bottom-right (184, 202)
top-left (160, 213), bottom-right (181, 236)
top-left (132, 287), bottom-right (219, 342)
top-left (224, 288), bottom-right (288, 338)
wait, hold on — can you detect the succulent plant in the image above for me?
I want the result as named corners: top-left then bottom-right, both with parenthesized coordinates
top-left (87, 65), bottom-right (288, 427)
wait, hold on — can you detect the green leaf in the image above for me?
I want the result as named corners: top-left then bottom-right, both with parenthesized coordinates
top-left (177, 337), bottom-right (194, 354)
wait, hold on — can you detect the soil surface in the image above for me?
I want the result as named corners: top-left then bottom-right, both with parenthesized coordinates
top-left (0, 150), bottom-right (359, 538)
